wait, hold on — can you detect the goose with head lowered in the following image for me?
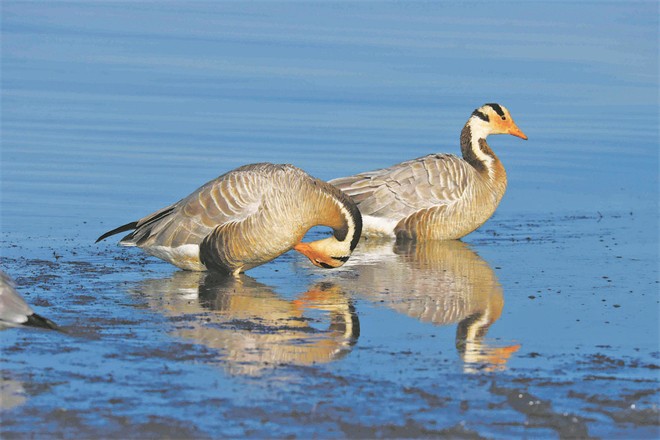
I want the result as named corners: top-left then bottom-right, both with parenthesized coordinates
top-left (330, 103), bottom-right (527, 241)
top-left (97, 163), bottom-right (362, 275)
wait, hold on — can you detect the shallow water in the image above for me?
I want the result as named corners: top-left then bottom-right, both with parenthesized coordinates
top-left (1, 2), bottom-right (658, 438)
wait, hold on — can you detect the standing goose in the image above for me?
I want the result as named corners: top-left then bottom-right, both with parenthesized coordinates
top-left (0, 271), bottom-right (59, 330)
top-left (97, 163), bottom-right (362, 274)
top-left (330, 103), bottom-right (527, 240)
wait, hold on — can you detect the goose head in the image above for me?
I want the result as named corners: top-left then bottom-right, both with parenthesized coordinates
top-left (469, 103), bottom-right (528, 140)
top-left (294, 237), bottom-right (353, 269)
top-left (294, 182), bottom-right (363, 269)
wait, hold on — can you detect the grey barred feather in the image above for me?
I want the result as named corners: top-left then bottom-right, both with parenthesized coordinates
top-left (123, 164), bottom-right (270, 249)
top-left (331, 154), bottom-right (473, 220)
top-left (331, 153), bottom-right (488, 240)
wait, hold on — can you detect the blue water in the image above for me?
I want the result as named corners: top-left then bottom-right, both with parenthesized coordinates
top-left (1, 2), bottom-right (658, 438)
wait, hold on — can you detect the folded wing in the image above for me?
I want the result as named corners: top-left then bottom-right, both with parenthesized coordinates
top-left (117, 164), bottom-right (269, 249)
top-left (331, 154), bottom-right (473, 222)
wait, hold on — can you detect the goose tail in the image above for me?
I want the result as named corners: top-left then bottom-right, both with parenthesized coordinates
top-left (95, 221), bottom-right (138, 243)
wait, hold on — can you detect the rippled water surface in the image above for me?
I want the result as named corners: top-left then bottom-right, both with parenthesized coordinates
top-left (1, 2), bottom-right (658, 438)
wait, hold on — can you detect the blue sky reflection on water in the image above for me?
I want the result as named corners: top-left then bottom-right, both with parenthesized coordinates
top-left (1, 1), bottom-right (659, 438)
top-left (2, 2), bottom-right (658, 226)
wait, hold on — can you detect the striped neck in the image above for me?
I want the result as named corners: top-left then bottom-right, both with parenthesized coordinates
top-left (299, 183), bottom-right (363, 268)
top-left (330, 190), bottom-right (363, 253)
top-left (460, 121), bottom-right (499, 180)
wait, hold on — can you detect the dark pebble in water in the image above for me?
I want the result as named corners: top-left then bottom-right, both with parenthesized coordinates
top-left (608, 407), bottom-right (660, 426)
top-left (490, 384), bottom-right (591, 438)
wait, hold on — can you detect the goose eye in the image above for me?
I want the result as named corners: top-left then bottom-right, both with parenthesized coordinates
top-left (502, 116), bottom-right (507, 120)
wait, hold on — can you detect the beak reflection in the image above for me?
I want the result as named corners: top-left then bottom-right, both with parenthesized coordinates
top-left (326, 239), bottom-right (520, 373)
top-left (131, 272), bottom-right (359, 376)
top-left (133, 238), bottom-right (518, 376)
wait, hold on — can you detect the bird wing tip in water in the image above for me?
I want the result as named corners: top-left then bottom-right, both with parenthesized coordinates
top-left (24, 313), bottom-right (61, 331)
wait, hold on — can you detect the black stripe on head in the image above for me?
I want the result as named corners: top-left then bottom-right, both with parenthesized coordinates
top-left (318, 261), bottom-right (334, 269)
top-left (331, 255), bottom-right (350, 263)
top-left (472, 109), bottom-right (489, 122)
top-left (485, 103), bottom-right (506, 119)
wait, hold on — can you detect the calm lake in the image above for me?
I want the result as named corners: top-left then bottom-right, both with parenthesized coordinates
top-left (1, 2), bottom-right (658, 438)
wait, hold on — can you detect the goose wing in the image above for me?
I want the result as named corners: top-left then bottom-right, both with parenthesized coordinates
top-left (330, 154), bottom-right (473, 221)
top-left (0, 271), bottom-right (59, 330)
top-left (118, 163), bottom-right (277, 248)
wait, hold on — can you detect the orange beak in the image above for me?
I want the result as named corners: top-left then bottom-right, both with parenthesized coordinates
top-left (294, 242), bottom-right (330, 268)
top-left (508, 123), bottom-right (528, 140)
top-left (294, 242), bottom-right (314, 258)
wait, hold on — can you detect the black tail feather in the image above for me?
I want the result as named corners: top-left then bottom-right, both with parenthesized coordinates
top-left (96, 205), bottom-right (175, 244)
top-left (25, 313), bottom-right (60, 331)
top-left (96, 221), bottom-right (138, 243)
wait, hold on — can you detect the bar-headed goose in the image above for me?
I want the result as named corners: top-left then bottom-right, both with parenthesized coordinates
top-left (97, 163), bottom-right (362, 275)
top-left (331, 103), bottom-right (527, 240)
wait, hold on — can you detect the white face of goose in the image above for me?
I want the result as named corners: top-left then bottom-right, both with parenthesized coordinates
top-left (470, 103), bottom-right (528, 140)
top-left (294, 237), bottom-right (352, 269)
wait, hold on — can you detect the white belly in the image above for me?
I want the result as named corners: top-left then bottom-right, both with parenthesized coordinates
top-left (146, 244), bottom-right (206, 271)
top-left (361, 215), bottom-right (398, 238)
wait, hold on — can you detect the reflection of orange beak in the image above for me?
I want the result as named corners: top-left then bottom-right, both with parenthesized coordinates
top-left (508, 123), bottom-right (528, 140)
top-left (293, 289), bottom-right (328, 310)
top-left (492, 343), bottom-right (522, 364)
top-left (479, 344), bottom-right (522, 372)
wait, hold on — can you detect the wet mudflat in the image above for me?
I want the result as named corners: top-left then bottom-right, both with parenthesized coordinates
top-left (1, 1), bottom-right (659, 439)
top-left (1, 209), bottom-right (658, 438)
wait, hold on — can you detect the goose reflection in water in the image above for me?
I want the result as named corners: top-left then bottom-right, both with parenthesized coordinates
top-left (333, 239), bottom-right (520, 373)
top-left (132, 272), bottom-right (359, 376)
